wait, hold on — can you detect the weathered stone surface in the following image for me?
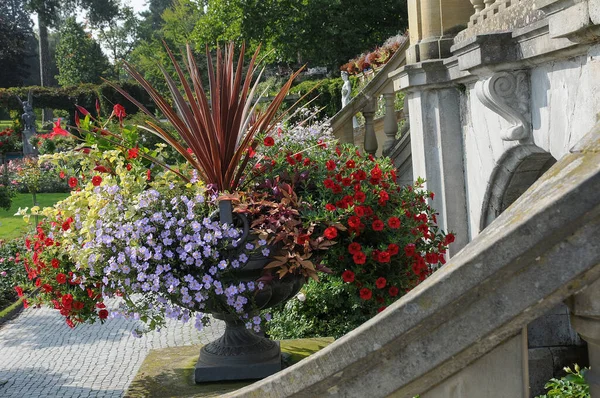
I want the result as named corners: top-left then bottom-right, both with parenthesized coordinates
top-left (223, 124), bottom-right (600, 398)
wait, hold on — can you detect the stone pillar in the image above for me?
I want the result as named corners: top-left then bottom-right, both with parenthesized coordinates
top-left (382, 90), bottom-right (399, 153)
top-left (407, 0), bottom-right (474, 62)
top-left (406, 87), bottom-right (469, 256)
top-left (363, 98), bottom-right (378, 156)
top-left (568, 278), bottom-right (600, 396)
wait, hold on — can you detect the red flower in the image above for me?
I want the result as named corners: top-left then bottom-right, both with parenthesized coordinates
top-left (377, 306), bottom-right (386, 313)
top-left (354, 191), bottom-right (366, 203)
top-left (445, 233), bottom-right (455, 244)
top-left (370, 164), bottom-right (382, 179)
top-left (387, 217), bottom-right (400, 229)
top-left (429, 192), bottom-right (435, 200)
top-left (378, 251), bottom-right (391, 263)
top-left (303, 158), bottom-right (311, 166)
top-left (375, 277), bottom-right (387, 289)
top-left (51, 258), bottom-right (60, 268)
top-left (59, 170), bottom-right (65, 179)
top-left (286, 155), bottom-right (296, 165)
top-left (326, 160), bottom-right (336, 170)
top-left (388, 286), bottom-right (399, 297)
top-left (352, 252), bottom-right (366, 265)
top-left (324, 179), bottom-right (335, 189)
top-left (294, 153), bottom-right (303, 161)
top-left (126, 164), bottom-right (132, 171)
top-left (92, 175), bottom-right (102, 186)
top-left (263, 136), bottom-right (275, 147)
top-left (146, 169), bottom-right (151, 181)
top-left (404, 243), bottom-right (416, 257)
top-left (342, 270), bottom-right (355, 283)
top-left (14, 286), bottom-right (23, 297)
top-left (113, 104), bottom-right (127, 120)
top-left (42, 284), bottom-right (53, 293)
top-left (342, 177), bottom-right (352, 186)
top-left (325, 203), bottom-right (336, 211)
top-left (387, 243), bottom-right (399, 255)
top-left (127, 147), bottom-right (139, 159)
top-left (324, 227), bottom-right (337, 240)
top-left (52, 119), bottom-right (69, 137)
top-left (332, 184), bottom-right (343, 194)
top-left (68, 177), bottom-right (78, 188)
top-left (23, 299), bottom-right (29, 308)
top-left (348, 216), bottom-right (361, 229)
top-left (98, 309), bottom-right (109, 319)
top-left (56, 273), bottom-right (67, 284)
top-left (317, 139), bottom-right (327, 148)
top-left (354, 206), bottom-right (365, 217)
top-left (359, 288), bottom-right (372, 300)
top-left (62, 294), bottom-right (73, 308)
top-left (345, 160), bottom-right (355, 168)
top-left (354, 170), bottom-right (367, 181)
top-left (372, 220), bottom-right (384, 231)
top-left (425, 252), bottom-right (439, 264)
top-left (73, 301), bottom-right (85, 310)
top-left (348, 242), bottom-right (361, 255)
top-left (66, 318), bottom-right (74, 328)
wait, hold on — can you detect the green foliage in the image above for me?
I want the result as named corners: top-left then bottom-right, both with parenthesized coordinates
top-left (0, 83), bottom-right (153, 116)
top-left (191, 0), bottom-right (408, 69)
top-left (0, 238), bottom-right (27, 310)
top-left (535, 365), bottom-right (590, 398)
top-left (0, 0), bottom-right (33, 88)
top-left (289, 77), bottom-right (353, 118)
top-left (55, 17), bottom-right (110, 87)
top-left (266, 275), bottom-right (366, 339)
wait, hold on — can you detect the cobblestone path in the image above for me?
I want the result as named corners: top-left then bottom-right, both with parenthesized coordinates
top-left (0, 302), bottom-right (225, 398)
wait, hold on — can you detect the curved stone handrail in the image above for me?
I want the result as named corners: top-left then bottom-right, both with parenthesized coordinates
top-left (330, 39), bottom-right (409, 154)
top-left (223, 123), bottom-right (600, 397)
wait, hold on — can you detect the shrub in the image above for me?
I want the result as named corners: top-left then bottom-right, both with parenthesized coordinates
top-left (289, 77), bottom-right (356, 118)
top-left (267, 274), bottom-right (366, 339)
top-left (535, 364), bottom-right (590, 398)
top-left (0, 239), bottom-right (27, 310)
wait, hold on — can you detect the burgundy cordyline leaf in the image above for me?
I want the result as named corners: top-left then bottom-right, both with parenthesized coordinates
top-left (105, 42), bottom-right (304, 192)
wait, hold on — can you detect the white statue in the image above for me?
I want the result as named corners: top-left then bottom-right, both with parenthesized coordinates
top-left (341, 71), bottom-right (358, 128)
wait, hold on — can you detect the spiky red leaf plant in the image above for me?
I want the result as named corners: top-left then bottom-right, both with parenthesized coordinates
top-left (106, 42), bottom-right (303, 192)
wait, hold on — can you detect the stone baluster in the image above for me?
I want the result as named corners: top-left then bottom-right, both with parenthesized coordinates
top-left (382, 92), bottom-right (399, 153)
top-left (483, 0), bottom-right (496, 11)
top-left (470, 0), bottom-right (485, 15)
top-left (363, 98), bottom-right (378, 156)
top-left (567, 278), bottom-right (600, 396)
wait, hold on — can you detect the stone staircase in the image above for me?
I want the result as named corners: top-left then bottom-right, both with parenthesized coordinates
top-left (224, 122), bottom-right (600, 397)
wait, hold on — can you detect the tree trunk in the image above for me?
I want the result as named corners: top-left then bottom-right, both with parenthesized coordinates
top-left (38, 14), bottom-right (53, 124)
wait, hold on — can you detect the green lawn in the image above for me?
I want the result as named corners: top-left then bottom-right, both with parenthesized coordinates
top-left (0, 193), bottom-right (70, 240)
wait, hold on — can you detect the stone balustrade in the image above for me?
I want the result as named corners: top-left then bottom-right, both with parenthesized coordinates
top-left (330, 39), bottom-right (409, 156)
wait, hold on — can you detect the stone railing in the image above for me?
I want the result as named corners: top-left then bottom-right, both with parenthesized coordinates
top-left (223, 122), bottom-right (600, 398)
top-left (330, 39), bottom-right (409, 156)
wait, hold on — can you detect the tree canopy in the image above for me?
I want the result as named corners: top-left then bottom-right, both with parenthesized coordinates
top-left (55, 17), bottom-right (110, 87)
top-left (0, 0), bottom-right (34, 87)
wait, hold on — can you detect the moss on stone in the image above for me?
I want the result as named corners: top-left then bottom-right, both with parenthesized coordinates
top-left (125, 337), bottom-right (334, 398)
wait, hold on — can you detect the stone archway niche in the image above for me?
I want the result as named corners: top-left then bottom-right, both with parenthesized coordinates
top-left (479, 144), bottom-right (556, 232)
top-left (479, 144), bottom-right (588, 396)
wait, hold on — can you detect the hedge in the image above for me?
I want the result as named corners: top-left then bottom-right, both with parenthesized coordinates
top-left (0, 82), bottom-right (155, 117)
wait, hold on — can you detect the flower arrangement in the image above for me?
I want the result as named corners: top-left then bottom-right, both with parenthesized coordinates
top-left (340, 33), bottom-right (408, 76)
top-left (15, 43), bottom-right (453, 344)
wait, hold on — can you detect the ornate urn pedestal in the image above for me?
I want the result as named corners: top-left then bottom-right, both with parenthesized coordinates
top-left (194, 200), bottom-right (304, 383)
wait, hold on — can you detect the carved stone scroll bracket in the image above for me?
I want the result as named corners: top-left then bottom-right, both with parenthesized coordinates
top-left (475, 71), bottom-right (531, 142)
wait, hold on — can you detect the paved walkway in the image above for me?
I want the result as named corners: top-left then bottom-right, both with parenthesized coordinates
top-left (0, 302), bottom-right (225, 398)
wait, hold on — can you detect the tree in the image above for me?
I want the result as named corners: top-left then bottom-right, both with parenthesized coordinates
top-left (55, 18), bottom-right (110, 86)
top-left (25, 0), bottom-right (119, 119)
top-left (191, 0), bottom-right (408, 69)
top-left (0, 0), bottom-right (33, 87)
top-left (95, 5), bottom-right (141, 79)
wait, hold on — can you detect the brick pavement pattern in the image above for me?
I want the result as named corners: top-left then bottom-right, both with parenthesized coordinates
top-left (0, 302), bottom-right (225, 397)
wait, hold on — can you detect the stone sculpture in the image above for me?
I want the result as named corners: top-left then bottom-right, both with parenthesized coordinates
top-left (16, 91), bottom-right (37, 156)
top-left (341, 71), bottom-right (359, 129)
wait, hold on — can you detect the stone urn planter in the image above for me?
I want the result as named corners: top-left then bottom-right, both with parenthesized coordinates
top-left (194, 200), bottom-right (305, 383)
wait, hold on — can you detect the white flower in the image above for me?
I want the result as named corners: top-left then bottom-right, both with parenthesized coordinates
top-left (296, 292), bottom-right (306, 302)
